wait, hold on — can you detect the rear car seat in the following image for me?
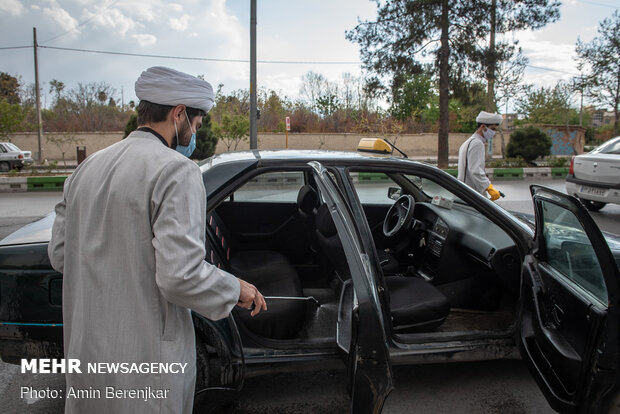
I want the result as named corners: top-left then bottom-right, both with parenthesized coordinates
top-left (205, 211), bottom-right (306, 339)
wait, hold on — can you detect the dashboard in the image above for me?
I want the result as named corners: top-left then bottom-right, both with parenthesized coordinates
top-left (411, 202), bottom-right (521, 303)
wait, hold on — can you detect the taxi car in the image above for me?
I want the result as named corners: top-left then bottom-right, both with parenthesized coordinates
top-left (1, 139), bottom-right (619, 413)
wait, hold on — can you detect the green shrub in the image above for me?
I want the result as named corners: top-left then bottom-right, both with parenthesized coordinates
top-left (547, 156), bottom-right (569, 168)
top-left (506, 127), bottom-right (551, 164)
top-left (123, 113), bottom-right (138, 139)
top-left (194, 113), bottom-right (219, 159)
top-left (486, 157), bottom-right (528, 168)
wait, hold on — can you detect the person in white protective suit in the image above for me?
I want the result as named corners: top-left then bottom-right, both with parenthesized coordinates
top-left (48, 66), bottom-right (267, 414)
top-left (457, 111), bottom-right (503, 200)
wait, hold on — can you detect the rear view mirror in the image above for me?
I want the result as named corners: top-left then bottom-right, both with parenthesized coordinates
top-left (388, 187), bottom-right (402, 200)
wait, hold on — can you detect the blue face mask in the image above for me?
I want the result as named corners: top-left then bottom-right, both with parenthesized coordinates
top-left (174, 112), bottom-right (197, 158)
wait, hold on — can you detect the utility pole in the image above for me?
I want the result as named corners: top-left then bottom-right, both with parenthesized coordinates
top-left (33, 27), bottom-right (43, 161)
top-left (249, 0), bottom-right (257, 149)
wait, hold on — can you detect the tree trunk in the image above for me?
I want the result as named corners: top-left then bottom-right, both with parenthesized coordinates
top-left (437, 0), bottom-right (450, 169)
top-left (486, 0), bottom-right (497, 112)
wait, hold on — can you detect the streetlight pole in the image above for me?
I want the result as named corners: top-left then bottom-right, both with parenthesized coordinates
top-left (33, 27), bottom-right (43, 160)
top-left (249, 0), bottom-right (257, 149)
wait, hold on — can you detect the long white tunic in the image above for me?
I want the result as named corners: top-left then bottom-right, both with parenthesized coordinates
top-left (457, 133), bottom-right (490, 195)
top-left (48, 130), bottom-right (240, 414)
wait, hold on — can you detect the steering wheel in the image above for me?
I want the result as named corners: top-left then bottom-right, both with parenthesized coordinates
top-left (383, 195), bottom-right (415, 237)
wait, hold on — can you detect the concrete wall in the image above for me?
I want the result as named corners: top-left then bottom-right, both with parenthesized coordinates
top-left (9, 132), bottom-right (122, 161)
top-left (215, 132), bottom-right (506, 157)
top-left (9, 127), bottom-right (580, 161)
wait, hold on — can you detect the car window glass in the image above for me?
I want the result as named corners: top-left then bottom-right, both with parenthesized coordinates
top-left (0, 145), bottom-right (6, 153)
top-left (232, 171), bottom-right (305, 202)
top-left (594, 137), bottom-right (620, 154)
top-left (349, 172), bottom-right (401, 204)
top-left (5, 143), bottom-right (19, 151)
top-left (540, 200), bottom-right (607, 302)
top-left (404, 175), bottom-right (463, 203)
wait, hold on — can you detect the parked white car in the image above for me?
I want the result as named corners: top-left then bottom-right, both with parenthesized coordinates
top-left (0, 142), bottom-right (33, 172)
top-left (566, 135), bottom-right (620, 211)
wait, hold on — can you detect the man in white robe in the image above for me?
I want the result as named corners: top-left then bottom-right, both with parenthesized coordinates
top-left (48, 66), bottom-right (266, 414)
top-left (457, 111), bottom-right (503, 200)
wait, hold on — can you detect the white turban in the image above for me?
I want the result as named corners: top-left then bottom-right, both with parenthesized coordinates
top-left (476, 111), bottom-right (503, 126)
top-left (135, 66), bottom-right (214, 113)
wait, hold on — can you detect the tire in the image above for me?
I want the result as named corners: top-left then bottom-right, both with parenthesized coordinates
top-left (580, 198), bottom-right (606, 212)
top-left (0, 162), bottom-right (9, 172)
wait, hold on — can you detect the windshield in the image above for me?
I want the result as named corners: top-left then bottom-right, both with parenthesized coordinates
top-left (591, 136), bottom-right (620, 155)
top-left (404, 174), bottom-right (464, 203)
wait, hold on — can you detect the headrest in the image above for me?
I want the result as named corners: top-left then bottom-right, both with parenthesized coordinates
top-left (297, 185), bottom-right (318, 214)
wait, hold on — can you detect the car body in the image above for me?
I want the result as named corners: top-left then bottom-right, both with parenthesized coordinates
top-left (1, 149), bottom-right (620, 413)
top-left (0, 142), bottom-right (33, 172)
top-left (566, 135), bottom-right (620, 211)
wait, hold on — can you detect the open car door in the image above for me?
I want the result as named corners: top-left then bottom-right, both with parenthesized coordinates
top-left (310, 161), bottom-right (394, 414)
top-left (520, 185), bottom-right (620, 413)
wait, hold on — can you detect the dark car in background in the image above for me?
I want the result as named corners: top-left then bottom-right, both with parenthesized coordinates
top-left (1, 141), bottom-right (620, 413)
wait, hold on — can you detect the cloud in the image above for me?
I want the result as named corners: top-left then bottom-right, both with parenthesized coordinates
top-left (82, 6), bottom-right (139, 38)
top-left (168, 3), bottom-right (183, 13)
top-left (169, 14), bottom-right (191, 31)
top-left (516, 31), bottom-right (577, 87)
top-left (132, 33), bottom-right (157, 47)
top-left (42, 1), bottom-right (80, 37)
top-left (0, 0), bottom-right (26, 16)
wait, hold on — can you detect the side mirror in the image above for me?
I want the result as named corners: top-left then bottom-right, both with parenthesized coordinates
top-left (388, 187), bottom-right (402, 201)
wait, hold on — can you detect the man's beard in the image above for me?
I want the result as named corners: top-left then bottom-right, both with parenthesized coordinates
top-left (175, 122), bottom-right (191, 147)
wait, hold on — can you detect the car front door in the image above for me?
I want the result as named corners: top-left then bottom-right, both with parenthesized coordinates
top-left (520, 185), bottom-right (620, 413)
top-left (310, 161), bottom-right (394, 414)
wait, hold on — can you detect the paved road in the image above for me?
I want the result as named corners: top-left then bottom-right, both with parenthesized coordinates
top-left (0, 178), bottom-right (618, 413)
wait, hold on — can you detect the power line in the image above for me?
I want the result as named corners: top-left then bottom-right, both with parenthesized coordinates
top-left (0, 45), bottom-right (30, 50)
top-left (2, 43), bottom-right (584, 75)
top-left (525, 64), bottom-right (579, 76)
top-left (37, 45), bottom-right (361, 64)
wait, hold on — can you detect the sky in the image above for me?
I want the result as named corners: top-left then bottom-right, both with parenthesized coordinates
top-left (0, 0), bottom-right (618, 110)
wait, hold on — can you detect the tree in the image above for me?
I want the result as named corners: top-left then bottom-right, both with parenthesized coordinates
top-left (49, 79), bottom-right (65, 104)
top-left (0, 98), bottom-right (25, 140)
top-left (212, 114), bottom-right (249, 152)
top-left (575, 11), bottom-right (620, 135)
top-left (194, 113), bottom-right (219, 159)
top-left (346, 0), bottom-right (485, 167)
top-left (517, 82), bottom-right (578, 125)
top-left (390, 73), bottom-right (436, 122)
top-left (476, 0), bottom-right (560, 111)
top-left (506, 126), bottom-right (551, 164)
top-left (0, 73), bottom-right (21, 105)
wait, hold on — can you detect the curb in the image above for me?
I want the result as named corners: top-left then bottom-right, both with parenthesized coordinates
top-left (0, 167), bottom-right (570, 193)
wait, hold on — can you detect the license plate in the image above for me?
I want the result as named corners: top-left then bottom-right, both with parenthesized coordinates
top-left (580, 185), bottom-right (607, 196)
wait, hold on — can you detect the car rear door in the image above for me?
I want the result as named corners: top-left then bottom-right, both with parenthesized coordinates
top-left (310, 161), bottom-right (394, 414)
top-left (520, 185), bottom-right (620, 413)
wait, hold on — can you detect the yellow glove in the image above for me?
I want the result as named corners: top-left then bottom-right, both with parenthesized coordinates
top-left (486, 184), bottom-right (501, 201)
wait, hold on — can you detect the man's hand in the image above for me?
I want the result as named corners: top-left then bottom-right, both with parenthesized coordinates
top-left (486, 184), bottom-right (501, 201)
top-left (237, 278), bottom-right (267, 317)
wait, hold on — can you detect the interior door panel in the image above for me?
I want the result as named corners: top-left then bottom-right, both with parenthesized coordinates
top-left (521, 257), bottom-right (603, 401)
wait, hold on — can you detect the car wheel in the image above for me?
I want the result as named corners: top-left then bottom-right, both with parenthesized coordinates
top-left (580, 198), bottom-right (606, 212)
top-left (0, 162), bottom-right (9, 172)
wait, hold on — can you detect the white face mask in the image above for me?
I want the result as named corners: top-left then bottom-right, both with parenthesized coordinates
top-left (483, 127), bottom-right (496, 142)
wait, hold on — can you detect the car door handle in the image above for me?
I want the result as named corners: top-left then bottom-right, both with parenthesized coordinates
top-left (552, 304), bottom-right (564, 327)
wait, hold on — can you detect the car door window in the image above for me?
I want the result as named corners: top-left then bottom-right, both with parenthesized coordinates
top-left (0, 144), bottom-right (6, 153)
top-left (349, 172), bottom-right (401, 204)
top-left (231, 171), bottom-right (305, 202)
top-left (540, 200), bottom-right (607, 302)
